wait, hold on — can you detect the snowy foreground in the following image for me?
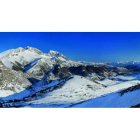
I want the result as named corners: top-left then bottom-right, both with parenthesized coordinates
top-left (1, 73), bottom-right (140, 108)
top-left (28, 73), bottom-right (140, 108)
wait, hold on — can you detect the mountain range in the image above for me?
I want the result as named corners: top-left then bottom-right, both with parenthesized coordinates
top-left (0, 46), bottom-right (140, 108)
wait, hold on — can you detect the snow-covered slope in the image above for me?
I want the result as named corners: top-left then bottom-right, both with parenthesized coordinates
top-left (28, 74), bottom-right (140, 107)
top-left (70, 73), bottom-right (140, 108)
top-left (0, 49), bottom-right (14, 59)
top-left (30, 76), bottom-right (104, 104)
top-left (71, 87), bottom-right (140, 108)
top-left (0, 60), bottom-right (31, 97)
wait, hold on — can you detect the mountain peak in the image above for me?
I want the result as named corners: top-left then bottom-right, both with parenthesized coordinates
top-left (25, 46), bottom-right (35, 50)
top-left (24, 46), bottom-right (44, 55)
top-left (47, 50), bottom-right (68, 60)
top-left (47, 50), bottom-right (60, 54)
top-left (11, 47), bottom-right (24, 53)
top-left (48, 50), bottom-right (57, 52)
top-left (25, 46), bottom-right (38, 51)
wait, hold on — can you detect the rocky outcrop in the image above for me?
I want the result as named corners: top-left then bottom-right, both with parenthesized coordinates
top-left (69, 65), bottom-right (117, 80)
top-left (0, 60), bottom-right (31, 92)
top-left (52, 65), bottom-right (72, 79)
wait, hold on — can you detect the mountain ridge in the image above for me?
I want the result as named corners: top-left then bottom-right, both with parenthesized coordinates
top-left (0, 46), bottom-right (140, 108)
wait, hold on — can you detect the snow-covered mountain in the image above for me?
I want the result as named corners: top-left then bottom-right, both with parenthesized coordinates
top-left (0, 46), bottom-right (127, 80)
top-left (0, 46), bottom-right (70, 80)
top-left (1, 46), bottom-right (140, 108)
top-left (107, 61), bottom-right (140, 67)
top-left (106, 61), bottom-right (140, 72)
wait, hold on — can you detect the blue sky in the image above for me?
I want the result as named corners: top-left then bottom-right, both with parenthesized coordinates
top-left (0, 32), bottom-right (140, 62)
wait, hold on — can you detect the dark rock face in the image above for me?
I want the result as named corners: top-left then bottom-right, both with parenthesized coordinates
top-left (12, 61), bottom-right (24, 71)
top-left (86, 66), bottom-right (108, 76)
top-left (69, 65), bottom-right (109, 77)
top-left (52, 65), bottom-right (72, 79)
top-left (69, 65), bottom-right (131, 79)
top-left (69, 66), bottom-right (88, 76)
